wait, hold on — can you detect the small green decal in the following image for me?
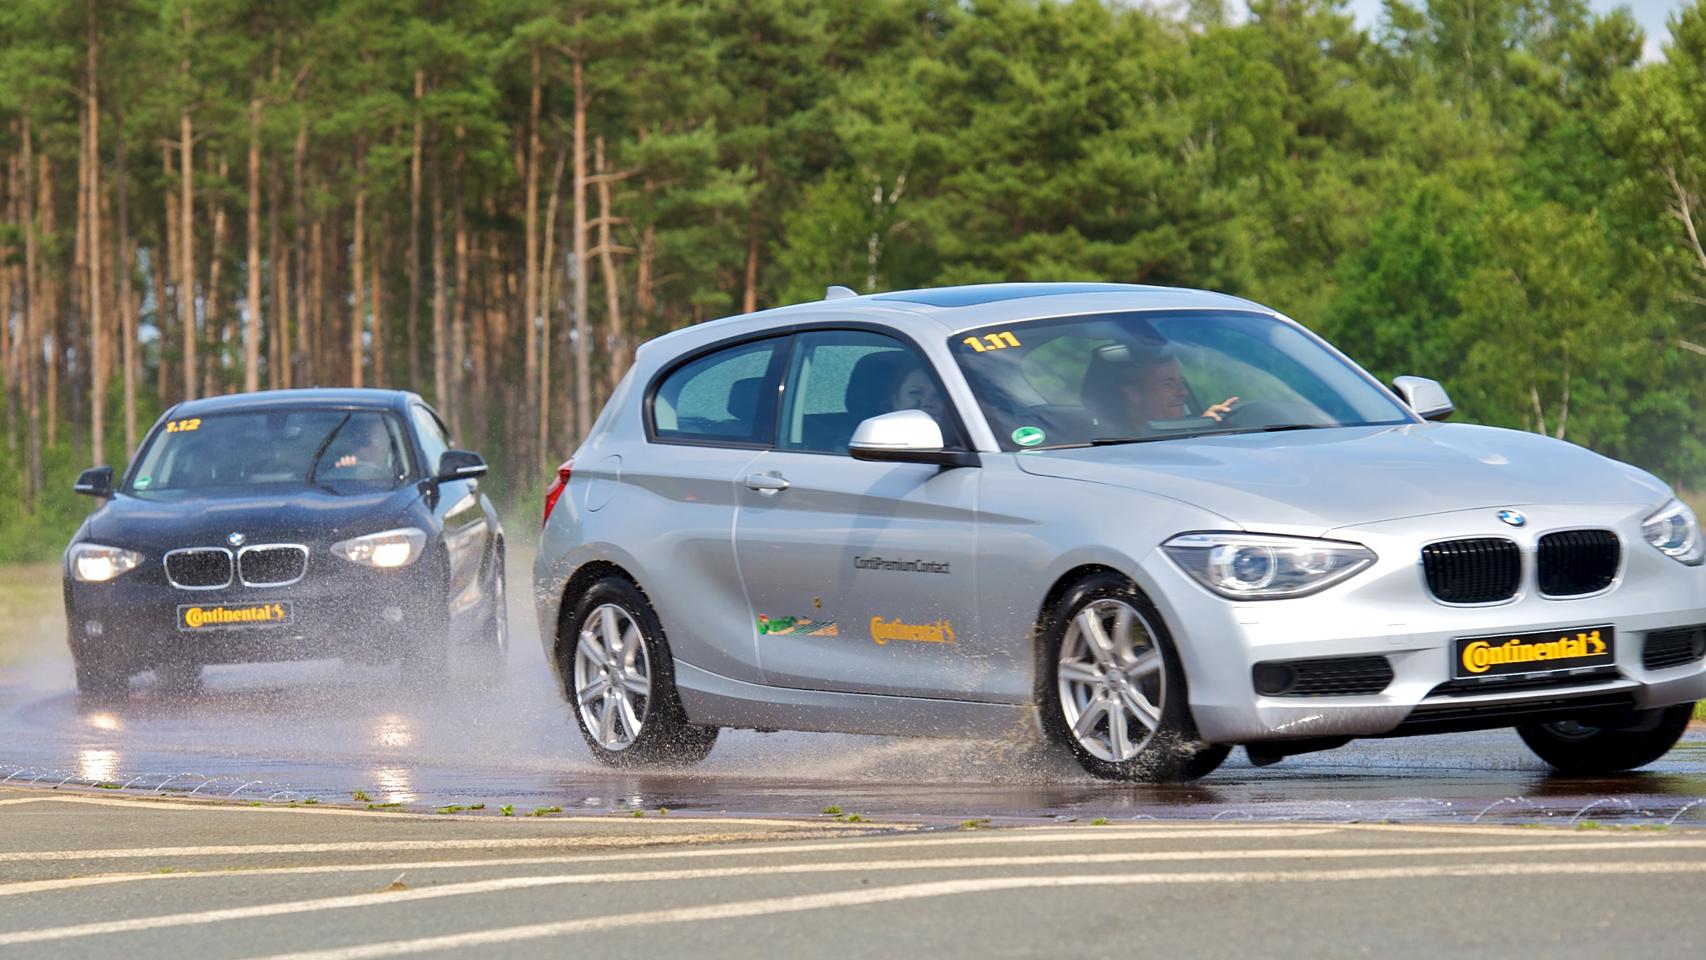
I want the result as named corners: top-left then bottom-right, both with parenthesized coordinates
top-left (134, 476), bottom-right (152, 489)
top-left (1011, 426), bottom-right (1046, 447)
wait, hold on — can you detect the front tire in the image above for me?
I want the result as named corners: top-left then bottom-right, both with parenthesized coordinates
top-left (1517, 703), bottom-right (1694, 775)
top-left (563, 576), bottom-right (716, 767)
top-left (75, 661), bottom-right (127, 698)
top-left (1039, 572), bottom-right (1228, 782)
top-left (469, 546), bottom-right (510, 679)
top-left (155, 662), bottom-right (202, 698)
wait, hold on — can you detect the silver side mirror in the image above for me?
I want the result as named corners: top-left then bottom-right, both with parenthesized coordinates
top-left (848, 410), bottom-right (975, 467)
top-left (1392, 376), bottom-right (1454, 421)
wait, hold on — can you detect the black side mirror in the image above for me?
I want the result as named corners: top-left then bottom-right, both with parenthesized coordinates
top-left (74, 466), bottom-right (114, 497)
top-left (436, 450), bottom-right (488, 482)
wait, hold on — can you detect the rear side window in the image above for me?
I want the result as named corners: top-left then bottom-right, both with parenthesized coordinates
top-left (650, 338), bottom-right (786, 447)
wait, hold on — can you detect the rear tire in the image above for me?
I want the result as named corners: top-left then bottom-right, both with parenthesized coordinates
top-left (1517, 703), bottom-right (1693, 775)
top-left (562, 576), bottom-right (717, 767)
top-left (1039, 572), bottom-right (1229, 782)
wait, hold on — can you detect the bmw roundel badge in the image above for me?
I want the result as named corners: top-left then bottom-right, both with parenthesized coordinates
top-left (1496, 510), bottom-right (1526, 528)
top-left (227, 531), bottom-right (247, 547)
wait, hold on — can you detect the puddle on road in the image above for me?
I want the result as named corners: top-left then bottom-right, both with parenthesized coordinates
top-left (4, 600), bottom-right (1705, 827)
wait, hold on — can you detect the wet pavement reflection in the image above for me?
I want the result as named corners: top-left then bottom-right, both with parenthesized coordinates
top-left (3, 579), bottom-right (1704, 826)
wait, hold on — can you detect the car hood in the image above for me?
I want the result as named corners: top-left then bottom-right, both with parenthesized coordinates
top-left (86, 484), bottom-right (425, 549)
top-left (1012, 422), bottom-right (1670, 534)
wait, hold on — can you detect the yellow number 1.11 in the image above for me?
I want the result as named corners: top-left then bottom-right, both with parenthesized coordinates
top-left (962, 331), bottom-right (1022, 353)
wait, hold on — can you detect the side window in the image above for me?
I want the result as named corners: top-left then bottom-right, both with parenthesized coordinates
top-left (411, 405), bottom-right (452, 475)
top-left (651, 338), bottom-right (785, 446)
top-left (779, 330), bottom-right (962, 455)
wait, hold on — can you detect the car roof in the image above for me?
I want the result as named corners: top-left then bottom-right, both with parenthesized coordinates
top-left (165, 388), bottom-right (422, 419)
top-left (637, 283), bottom-right (1276, 360)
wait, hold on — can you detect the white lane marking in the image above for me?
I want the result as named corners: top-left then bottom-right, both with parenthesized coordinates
top-left (4, 844), bottom-right (1704, 947)
top-left (0, 826), bottom-right (1327, 864)
top-left (0, 793), bottom-right (868, 827)
top-left (247, 860), bottom-right (1706, 960)
top-left (0, 833), bottom-right (1696, 901)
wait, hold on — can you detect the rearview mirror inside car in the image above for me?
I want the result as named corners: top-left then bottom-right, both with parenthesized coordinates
top-left (1392, 376), bottom-right (1454, 422)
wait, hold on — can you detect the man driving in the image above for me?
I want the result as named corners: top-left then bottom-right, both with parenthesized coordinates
top-left (317, 416), bottom-right (399, 482)
top-left (1082, 342), bottom-right (1237, 436)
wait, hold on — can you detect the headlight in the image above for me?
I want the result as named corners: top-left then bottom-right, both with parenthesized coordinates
top-left (332, 528), bottom-right (427, 569)
top-left (1162, 532), bottom-right (1377, 599)
top-left (69, 543), bottom-right (145, 583)
top-left (1642, 499), bottom-right (1703, 566)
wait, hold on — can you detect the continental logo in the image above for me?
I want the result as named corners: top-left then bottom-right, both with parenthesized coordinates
top-left (870, 617), bottom-right (955, 646)
top-left (1460, 630), bottom-right (1607, 675)
top-left (179, 603), bottom-right (289, 630)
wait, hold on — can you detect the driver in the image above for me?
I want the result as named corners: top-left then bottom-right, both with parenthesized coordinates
top-left (320, 417), bottom-right (396, 481)
top-left (1083, 343), bottom-right (1237, 435)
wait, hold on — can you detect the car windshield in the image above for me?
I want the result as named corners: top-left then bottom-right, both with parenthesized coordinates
top-left (125, 409), bottom-right (412, 494)
top-left (951, 310), bottom-right (1415, 451)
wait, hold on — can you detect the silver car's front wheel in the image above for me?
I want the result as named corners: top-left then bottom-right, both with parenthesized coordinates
top-left (562, 576), bottom-right (718, 767)
top-left (1040, 572), bottom-right (1228, 782)
top-left (573, 603), bottom-right (652, 751)
top-left (1056, 598), bottom-right (1165, 763)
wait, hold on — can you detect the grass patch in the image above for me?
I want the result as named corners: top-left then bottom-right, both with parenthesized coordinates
top-left (0, 564), bottom-right (65, 670)
top-left (1695, 700), bottom-right (1706, 723)
top-left (528, 806), bottom-right (561, 817)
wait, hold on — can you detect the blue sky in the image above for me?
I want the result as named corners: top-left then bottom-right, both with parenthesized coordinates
top-left (1341, 0), bottom-right (1688, 59)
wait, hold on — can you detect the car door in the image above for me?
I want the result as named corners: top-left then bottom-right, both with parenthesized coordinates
top-left (636, 335), bottom-right (790, 683)
top-left (411, 403), bottom-right (488, 623)
top-left (734, 328), bottom-right (986, 700)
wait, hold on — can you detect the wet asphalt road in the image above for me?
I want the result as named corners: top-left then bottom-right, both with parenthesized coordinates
top-left (2, 567), bottom-right (1704, 827)
top-left (5, 790), bottom-right (1706, 960)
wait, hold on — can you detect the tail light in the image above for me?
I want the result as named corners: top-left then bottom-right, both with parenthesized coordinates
top-left (542, 460), bottom-right (573, 527)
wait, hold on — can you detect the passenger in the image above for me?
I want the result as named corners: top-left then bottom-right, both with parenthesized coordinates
top-left (889, 363), bottom-right (948, 423)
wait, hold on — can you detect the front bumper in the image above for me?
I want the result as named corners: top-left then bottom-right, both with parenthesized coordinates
top-left (1143, 505), bottom-right (1706, 745)
top-left (64, 556), bottom-right (444, 672)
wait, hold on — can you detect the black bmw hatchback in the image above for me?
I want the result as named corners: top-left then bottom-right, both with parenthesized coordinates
top-left (63, 388), bottom-right (506, 695)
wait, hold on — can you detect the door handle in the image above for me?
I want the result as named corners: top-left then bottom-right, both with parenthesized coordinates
top-left (744, 473), bottom-right (790, 494)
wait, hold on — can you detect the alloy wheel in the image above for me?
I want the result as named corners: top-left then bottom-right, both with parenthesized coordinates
top-left (572, 603), bottom-right (652, 751)
top-left (1056, 598), bottom-right (1166, 763)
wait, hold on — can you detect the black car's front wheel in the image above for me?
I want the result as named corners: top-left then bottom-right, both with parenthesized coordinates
top-left (563, 576), bottom-right (716, 767)
top-left (1039, 572), bottom-right (1228, 782)
top-left (74, 660), bottom-right (127, 698)
top-left (1517, 703), bottom-right (1694, 775)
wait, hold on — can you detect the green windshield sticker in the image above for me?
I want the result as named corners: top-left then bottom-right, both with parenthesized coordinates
top-left (1011, 426), bottom-right (1046, 447)
top-left (134, 476), bottom-right (151, 489)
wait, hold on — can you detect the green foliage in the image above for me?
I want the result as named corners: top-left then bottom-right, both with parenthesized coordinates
top-left (4, 0), bottom-right (1706, 565)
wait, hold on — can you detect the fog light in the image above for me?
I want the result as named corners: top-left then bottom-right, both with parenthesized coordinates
top-left (1252, 662), bottom-right (1296, 696)
top-left (381, 606), bottom-right (404, 624)
top-left (83, 620), bottom-right (104, 638)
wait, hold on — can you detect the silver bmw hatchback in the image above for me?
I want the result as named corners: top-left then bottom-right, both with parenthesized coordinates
top-left (534, 283), bottom-right (1706, 781)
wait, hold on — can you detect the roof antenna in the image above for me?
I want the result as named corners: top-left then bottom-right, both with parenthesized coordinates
top-left (824, 285), bottom-right (858, 301)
